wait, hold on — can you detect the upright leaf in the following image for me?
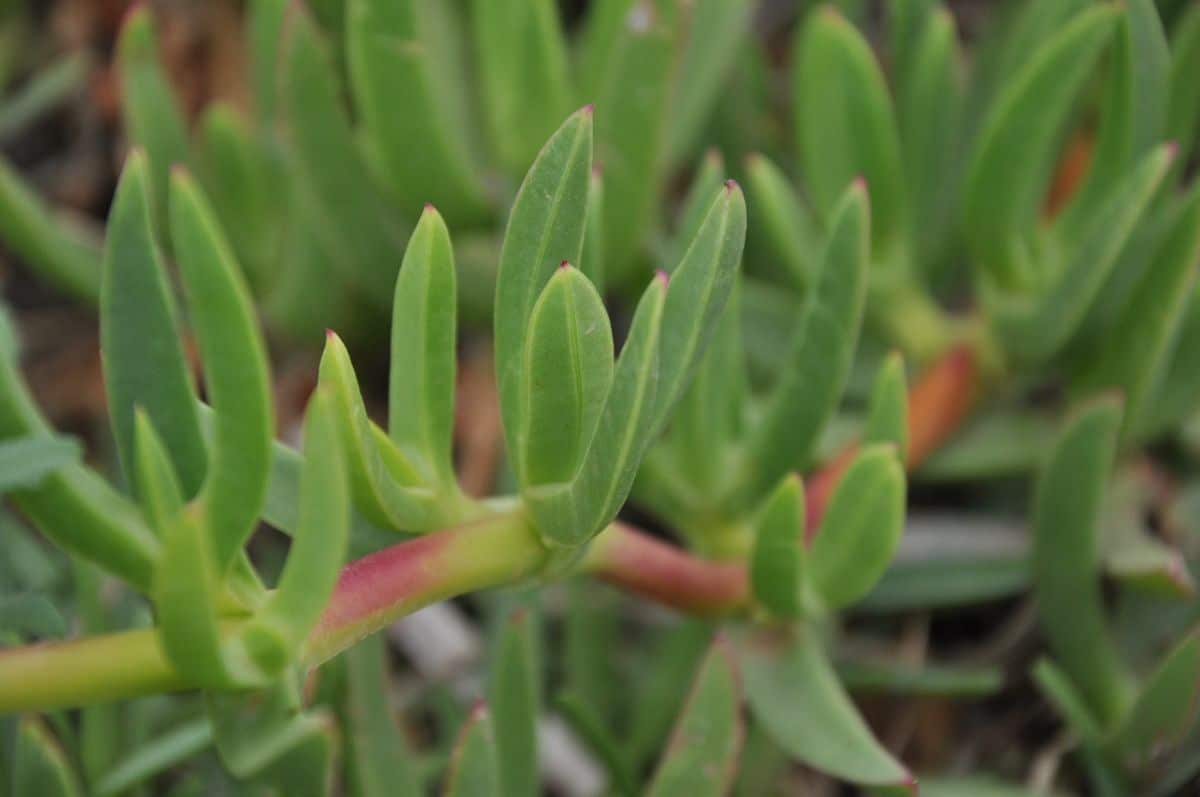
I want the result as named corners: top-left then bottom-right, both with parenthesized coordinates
top-left (964, 5), bottom-right (1120, 289)
top-left (488, 609), bottom-right (539, 797)
top-left (494, 108), bottom-right (593, 469)
top-left (389, 206), bottom-right (459, 488)
top-left (1032, 399), bottom-right (1133, 727)
top-left (344, 635), bottom-right (421, 797)
top-left (664, 149), bottom-right (725, 273)
top-left (749, 474), bottom-right (807, 618)
top-left (101, 152), bottom-right (207, 498)
top-left (865, 352), bottom-right (909, 463)
top-left (12, 717), bottom-right (81, 797)
top-left (444, 704), bottom-right (501, 797)
top-left (581, 166), bottom-right (606, 291)
top-left (743, 152), bottom-right (821, 289)
top-left (1167, 3), bottom-right (1200, 165)
top-left (646, 641), bottom-right (744, 797)
top-left (809, 445), bottom-right (906, 610)
top-left (734, 181), bottom-right (868, 509)
top-left (169, 170), bottom-right (273, 572)
top-left (795, 7), bottom-right (905, 255)
top-left (738, 625), bottom-right (913, 790)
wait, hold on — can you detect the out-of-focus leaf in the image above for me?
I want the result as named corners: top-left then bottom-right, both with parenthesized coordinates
top-left (664, 150), bottom-right (725, 274)
top-left (665, 0), bottom-right (752, 166)
top-left (494, 107), bottom-right (592, 469)
top-left (918, 410), bottom-right (1055, 482)
top-left (734, 182), bottom-right (868, 509)
top-left (472, 0), bottom-right (570, 177)
top-left (169, 170), bottom-right (273, 572)
top-left (249, 0), bottom-right (287, 121)
top-left (1080, 185), bottom-right (1200, 440)
top-left (860, 555), bottom-right (1028, 613)
top-left (488, 608), bottom-right (539, 797)
top-left (750, 474), bottom-right (806, 618)
top-left (93, 719), bottom-right (213, 797)
top-left (563, 580), bottom-right (620, 721)
top-left (864, 353), bottom-right (908, 463)
top-left (922, 776), bottom-right (1072, 797)
top-left (116, 6), bottom-right (189, 224)
top-left (0, 592), bottom-right (66, 638)
top-left (809, 446), bottom-right (905, 610)
top-left (646, 641), bottom-right (744, 797)
top-left (1167, 3), bottom-right (1200, 165)
top-left (347, 0), bottom-right (488, 221)
top-left (1032, 399), bottom-right (1133, 728)
top-left (520, 266), bottom-right (613, 489)
top-left (795, 7), bottom-right (905, 256)
top-left (101, 152), bottom-right (207, 499)
top-left (554, 692), bottom-right (636, 797)
top-left (12, 717), bottom-right (81, 796)
top-left (444, 704), bottom-right (500, 797)
top-left (989, 143), bottom-right (1173, 362)
top-left (1106, 634), bottom-right (1200, 766)
top-left (389, 206), bottom-right (460, 490)
top-left (838, 661), bottom-right (1004, 698)
top-left (582, 167), bottom-right (606, 292)
top-left (743, 152), bottom-right (821, 289)
top-left (280, 1), bottom-right (405, 302)
top-left (591, 1), bottom-right (676, 283)
top-left (738, 625), bottom-right (913, 790)
top-left (627, 619), bottom-right (713, 770)
top-left (0, 157), bottom-right (100, 302)
top-left (964, 5), bottom-right (1120, 290)
top-left (344, 634), bottom-right (420, 797)
top-left (0, 436), bottom-right (78, 492)
top-left (1032, 657), bottom-right (1104, 742)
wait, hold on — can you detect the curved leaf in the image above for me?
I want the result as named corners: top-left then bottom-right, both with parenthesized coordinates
top-left (444, 704), bottom-right (501, 797)
top-left (749, 474), bottom-right (806, 617)
top-left (865, 352), bottom-right (909, 463)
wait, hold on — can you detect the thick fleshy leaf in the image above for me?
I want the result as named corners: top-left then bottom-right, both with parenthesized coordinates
top-left (101, 152), bottom-right (207, 499)
top-left (1079, 184), bottom-right (1200, 439)
top-left (665, 0), bottom-right (753, 166)
top-left (389, 206), bottom-right (459, 488)
top-left (738, 625), bottom-right (913, 790)
top-left (318, 333), bottom-right (440, 531)
top-left (734, 181), bottom-right (868, 509)
top-left (472, 0), bottom-right (571, 176)
top-left (494, 107), bottom-right (593, 469)
top-left (520, 265), bottom-right (613, 488)
top-left (750, 474), bottom-right (806, 618)
top-left (1106, 634), bottom-right (1200, 765)
top-left (529, 275), bottom-right (665, 547)
top-left (591, 1), bottom-right (676, 282)
top-left (0, 435), bottom-right (79, 492)
top-left (743, 152), bottom-right (821, 288)
top-left (344, 634), bottom-right (421, 797)
top-left (238, 389), bottom-right (348, 675)
top-left (795, 7), bottom-right (905, 254)
top-left (646, 641), bottom-right (744, 797)
top-left (131, 409), bottom-right (184, 537)
top-left (1055, 0), bottom-right (1169, 240)
top-left (155, 511), bottom-right (229, 687)
top-left (989, 143), bottom-right (1173, 361)
top-left (865, 352), bottom-right (909, 463)
top-left (964, 5), bottom-right (1120, 289)
top-left (809, 445), bottom-right (906, 610)
top-left (0, 156), bottom-right (101, 302)
top-left (444, 704), bottom-right (501, 797)
top-left (280, 1), bottom-right (405, 301)
top-left (13, 717), bottom-right (81, 796)
top-left (116, 6), bottom-right (189, 225)
top-left (487, 609), bottom-right (539, 797)
top-left (347, 0), bottom-right (488, 221)
top-left (664, 150), bottom-right (725, 273)
top-left (1032, 398), bottom-right (1133, 728)
top-left (169, 170), bottom-right (273, 572)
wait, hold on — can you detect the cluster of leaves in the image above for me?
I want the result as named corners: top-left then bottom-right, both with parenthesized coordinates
top-left (2, 0), bottom-right (1200, 795)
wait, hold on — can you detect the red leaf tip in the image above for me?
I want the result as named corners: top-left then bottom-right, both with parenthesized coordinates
top-left (423, 202), bottom-right (436, 213)
top-left (655, 269), bottom-right (669, 286)
top-left (724, 179), bottom-right (740, 193)
top-left (325, 328), bottom-right (335, 340)
top-left (853, 175), bottom-right (869, 191)
top-left (581, 103), bottom-right (595, 116)
top-left (1165, 140), bottom-right (1180, 160)
top-left (558, 260), bottom-right (572, 271)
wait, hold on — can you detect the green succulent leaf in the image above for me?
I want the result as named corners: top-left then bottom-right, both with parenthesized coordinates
top-left (627, 619), bottom-right (714, 770)
top-left (734, 181), bottom-right (868, 509)
top-left (101, 151), bottom-right (207, 500)
top-left (809, 445), bottom-right (906, 610)
top-left (1167, 2), bottom-right (1200, 166)
top-left (318, 333), bottom-right (440, 532)
top-left (488, 608), bottom-right (540, 797)
top-left (155, 511), bottom-right (229, 687)
top-left (964, 4), bottom-right (1120, 290)
top-left (554, 692), bottom-right (636, 796)
top-left (92, 719), bottom-right (214, 797)
top-left (169, 170), bottom-right (273, 573)
top-left (1106, 633), bottom-right (1200, 766)
top-left (749, 474), bottom-right (807, 618)
top-left (743, 152), bottom-right (821, 289)
top-left (116, 6), bottom-right (189, 226)
top-left (1079, 184), bottom-right (1200, 440)
top-left (0, 593), bottom-right (66, 639)
top-left (389, 206), bottom-right (460, 489)
top-left (1032, 657), bottom-right (1104, 742)
top-left (495, 107), bottom-right (593, 471)
top-left (347, 0), bottom-right (489, 221)
top-left (1032, 398), bottom-right (1133, 728)
top-left (13, 716), bottom-right (82, 797)
top-left (471, 0), bottom-right (571, 177)
top-left (738, 625), bottom-right (913, 790)
top-left (865, 352), bottom-right (909, 463)
top-left (344, 634), bottom-right (421, 797)
top-left (795, 6), bottom-right (905, 255)
top-left (248, 0), bottom-right (287, 121)
top-left (0, 435), bottom-right (79, 493)
top-left (988, 142), bottom-right (1174, 362)
top-left (519, 265), bottom-right (613, 488)
top-left (665, 150), bottom-right (725, 274)
top-left (581, 166), bottom-right (606, 292)
top-left (444, 704), bottom-right (501, 797)
top-left (131, 409), bottom-right (184, 537)
top-left (646, 640), bottom-right (744, 797)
